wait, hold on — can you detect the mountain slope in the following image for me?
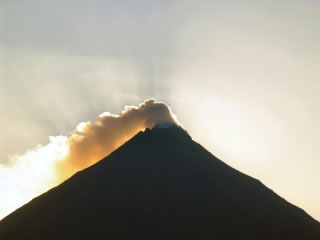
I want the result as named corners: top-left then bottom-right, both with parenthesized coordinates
top-left (1, 126), bottom-right (319, 239)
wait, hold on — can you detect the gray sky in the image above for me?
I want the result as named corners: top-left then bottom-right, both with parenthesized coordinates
top-left (1, 0), bottom-right (320, 220)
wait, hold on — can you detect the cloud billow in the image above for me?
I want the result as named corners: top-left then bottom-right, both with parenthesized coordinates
top-left (57, 99), bottom-right (179, 181)
top-left (0, 99), bottom-right (179, 219)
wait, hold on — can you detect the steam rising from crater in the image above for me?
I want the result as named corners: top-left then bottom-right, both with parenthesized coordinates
top-left (0, 99), bottom-right (180, 219)
top-left (56, 99), bottom-right (179, 181)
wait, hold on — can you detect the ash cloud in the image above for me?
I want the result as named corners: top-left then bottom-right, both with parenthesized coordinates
top-left (56, 99), bottom-right (180, 181)
top-left (0, 99), bottom-right (179, 219)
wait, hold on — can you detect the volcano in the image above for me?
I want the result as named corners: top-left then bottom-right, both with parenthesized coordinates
top-left (1, 126), bottom-right (319, 239)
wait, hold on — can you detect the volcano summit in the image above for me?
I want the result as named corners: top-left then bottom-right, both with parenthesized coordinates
top-left (1, 126), bottom-right (319, 239)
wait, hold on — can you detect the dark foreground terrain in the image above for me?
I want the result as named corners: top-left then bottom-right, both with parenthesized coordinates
top-left (1, 126), bottom-right (319, 239)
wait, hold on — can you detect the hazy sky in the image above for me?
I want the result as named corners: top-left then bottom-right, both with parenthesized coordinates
top-left (1, 0), bottom-right (320, 220)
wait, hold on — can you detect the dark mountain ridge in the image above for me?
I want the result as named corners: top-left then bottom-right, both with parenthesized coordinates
top-left (1, 126), bottom-right (319, 239)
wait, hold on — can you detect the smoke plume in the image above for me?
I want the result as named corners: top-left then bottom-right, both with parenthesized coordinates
top-left (56, 99), bottom-right (179, 181)
top-left (0, 99), bottom-right (179, 219)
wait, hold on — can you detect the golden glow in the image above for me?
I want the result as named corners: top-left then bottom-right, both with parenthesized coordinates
top-left (55, 124), bottom-right (146, 183)
top-left (0, 99), bottom-right (178, 220)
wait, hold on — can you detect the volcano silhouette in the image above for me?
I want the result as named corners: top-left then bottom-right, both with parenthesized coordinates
top-left (1, 126), bottom-right (319, 239)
